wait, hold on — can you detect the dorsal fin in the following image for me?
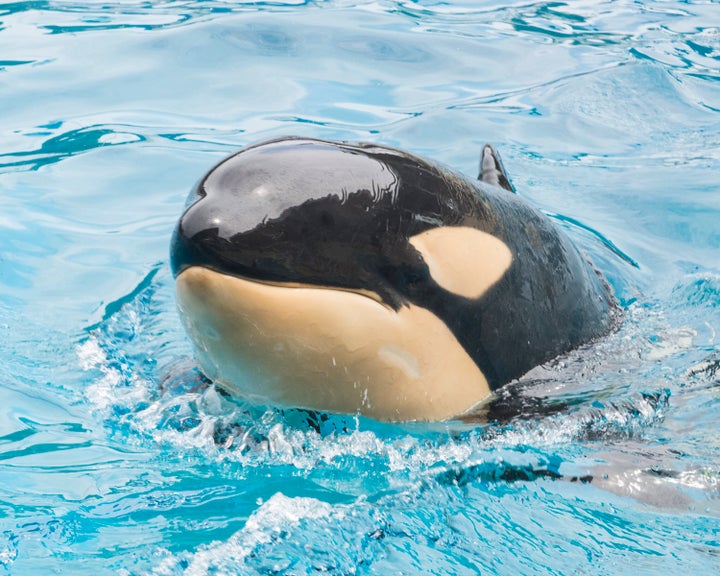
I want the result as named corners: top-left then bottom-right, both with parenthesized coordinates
top-left (479, 144), bottom-right (515, 193)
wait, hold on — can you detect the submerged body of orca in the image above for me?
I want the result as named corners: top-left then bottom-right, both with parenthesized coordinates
top-left (170, 137), bottom-right (618, 421)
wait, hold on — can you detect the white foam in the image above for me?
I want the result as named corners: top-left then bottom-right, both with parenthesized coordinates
top-left (79, 335), bottom-right (152, 413)
top-left (156, 493), bottom-right (338, 575)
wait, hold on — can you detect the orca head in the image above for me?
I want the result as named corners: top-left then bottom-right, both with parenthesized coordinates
top-left (170, 137), bottom-right (513, 421)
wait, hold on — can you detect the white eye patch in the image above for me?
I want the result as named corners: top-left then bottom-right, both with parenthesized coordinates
top-left (409, 226), bottom-right (512, 299)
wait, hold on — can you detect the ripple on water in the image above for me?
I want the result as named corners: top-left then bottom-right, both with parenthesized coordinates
top-left (2, 0), bottom-right (720, 573)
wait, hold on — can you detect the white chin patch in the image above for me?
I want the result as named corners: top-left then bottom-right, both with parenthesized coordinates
top-left (175, 267), bottom-right (492, 422)
top-left (409, 226), bottom-right (512, 299)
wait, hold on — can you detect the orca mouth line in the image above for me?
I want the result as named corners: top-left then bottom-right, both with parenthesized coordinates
top-left (178, 265), bottom-right (393, 311)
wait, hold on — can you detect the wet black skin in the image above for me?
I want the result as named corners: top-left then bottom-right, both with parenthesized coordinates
top-left (171, 137), bottom-right (618, 390)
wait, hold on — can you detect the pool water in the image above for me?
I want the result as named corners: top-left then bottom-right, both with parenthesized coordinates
top-left (1, 0), bottom-right (719, 573)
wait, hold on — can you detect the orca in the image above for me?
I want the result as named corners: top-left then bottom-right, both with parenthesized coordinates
top-left (170, 137), bottom-right (618, 421)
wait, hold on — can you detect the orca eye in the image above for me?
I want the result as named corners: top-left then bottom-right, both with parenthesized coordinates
top-left (404, 270), bottom-right (425, 286)
top-left (396, 263), bottom-right (430, 292)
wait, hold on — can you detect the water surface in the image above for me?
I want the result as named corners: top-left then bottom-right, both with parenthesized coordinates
top-left (1, 1), bottom-right (719, 573)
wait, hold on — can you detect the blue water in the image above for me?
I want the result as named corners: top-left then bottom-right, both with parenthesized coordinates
top-left (1, 0), bottom-right (719, 573)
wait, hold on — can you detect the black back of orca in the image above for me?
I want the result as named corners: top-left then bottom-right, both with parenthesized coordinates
top-left (171, 137), bottom-right (617, 416)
